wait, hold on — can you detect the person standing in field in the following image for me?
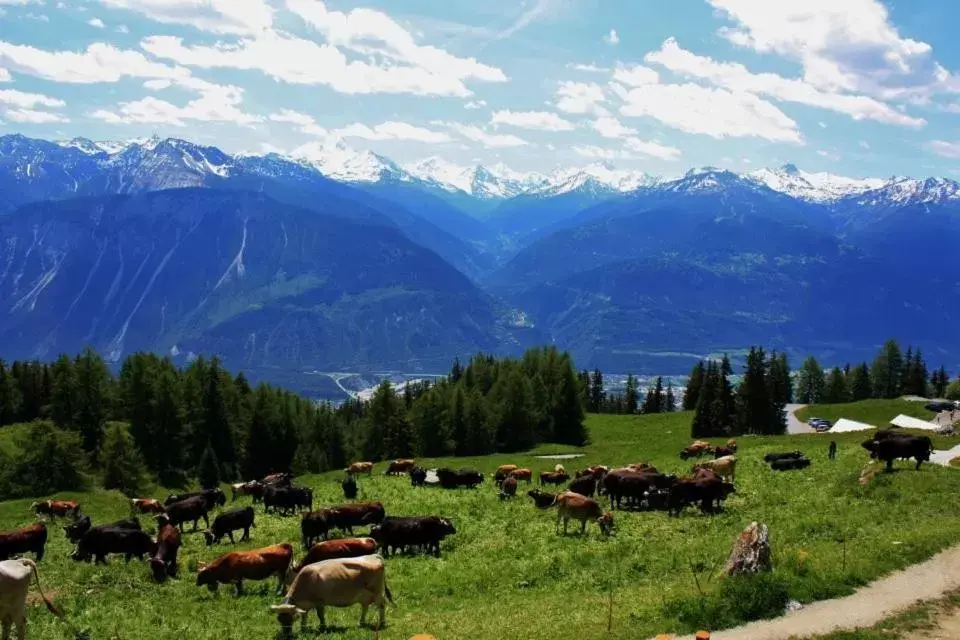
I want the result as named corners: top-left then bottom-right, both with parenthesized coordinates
top-left (828, 441), bottom-right (837, 460)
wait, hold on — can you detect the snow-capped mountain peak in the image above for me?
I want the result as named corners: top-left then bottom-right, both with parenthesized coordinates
top-left (292, 139), bottom-right (404, 183)
top-left (747, 163), bottom-right (887, 202)
top-left (856, 176), bottom-right (960, 206)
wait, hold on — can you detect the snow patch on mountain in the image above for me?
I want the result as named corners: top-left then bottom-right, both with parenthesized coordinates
top-left (292, 139), bottom-right (403, 183)
top-left (856, 177), bottom-right (960, 206)
top-left (748, 164), bottom-right (887, 202)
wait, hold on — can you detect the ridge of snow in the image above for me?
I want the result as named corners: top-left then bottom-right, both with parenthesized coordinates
top-left (748, 164), bottom-right (887, 203)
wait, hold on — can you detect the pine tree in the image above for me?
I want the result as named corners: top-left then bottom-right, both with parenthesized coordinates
top-left (464, 388), bottom-right (495, 455)
top-left (118, 354), bottom-right (157, 470)
top-left (153, 363), bottom-right (187, 485)
top-left (551, 356), bottom-right (587, 445)
top-left (665, 382), bottom-right (676, 412)
top-left (589, 369), bottom-right (605, 414)
top-left (624, 374), bottom-right (639, 414)
top-left (849, 363), bottom-right (872, 401)
top-left (683, 361), bottom-right (705, 411)
top-left (10, 422), bottom-right (88, 498)
top-left (768, 352), bottom-right (793, 405)
top-left (449, 385), bottom-right (468, 456)
top-left (244, 385), bottom-right (278, 479)
top-left (718, 355), bottom-right (736, 423)
top-left (0, 360), bottom-right (22, 426)
top-left (49, 354), bottom-right (78, 429)
top-left (412, 387), bottom-right (451, 457)
top-left (74, 348), bottom-right (111, 460)
top-left (736, 347), bottom-right (776, 435)
top-left (823, 367), bottom-right (850, 404)
top-left (642, 377), bottom-right (664, 414)
top-left (490, 365), bottom-right (537, 452)
top-left (871, 339), bottom-right (904, 399)
top-left (203, 358), bottom-right (237, 480)
top-left (691, 362), bottom-right (719, 438)
top-left (932, 366), bottom-right (950, 398)
top-left (198, 442), bottom-right (221, 490)
top-left (796, 357), bottom-right (825, 404)
top-left (577, 370), bottom-right (591, 410)
top-left (946, 375), bottom-right (960, 401)
top-left (450, 357), bottom-right (463, 384)
top-left (100, 422), bottom-right (148, 497)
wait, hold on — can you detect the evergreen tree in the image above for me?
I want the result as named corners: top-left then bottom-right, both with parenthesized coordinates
top-left (490, 365), bottom-right (537, 452)
top-left (823, 367), bottom-right (850, 404)
top-left (13, 361), bottom-right (44, 423)
top-left (796, 357), bottom-right (826, 404)
top-left (463, 388), bottom-right (495, 455)
top-left (849, 363), bottom-right (872, 401)
top-left (871, 339), bottom-right (904, 399)
top-left (74, 348), bottom-right (111, 460)
top-left (624, 374), bottom-right (639, 414)
top-left (100, 422), bottom-right (148, 497)
top-left (198, 442), bottom-right (221, 490)
top-left (449, 385), bottom-right (468, 456)
top-left (49, 354), bottom-right (78, 429)
top-left (665, 382), bottom-right (676, 412)
top-left (932, 366), bottom-right (950, 398)
top-left (117, 354), bottom-right (157, 470)
top-left (153, 363), bottom-right (187, 485)
top-left (412, 387), bottom-right (451, 457)
top-left (9, 421), bottom-right (88, 498)
top-left (0, 360), bottom-right (22, 426)
top-left (244, 385), bottom-right (278, 479)
top-left (683, 361), bottom-right (706, 411)
top-left (691, 363), bottom-right (719, 438)
top-left (643, 377), bottom-right (664, 414)
top-left (768, 353), bottom-right (793, 405)
top-left (718, 355), bottom-right (736, 422)
top-left (589, 369), bottom-right (605, 414)
top-left (577, 370), bottom-right (591, 410)
top-left (551, 355), bottom-right (587, 445)
top-left (946, 375), bottom-right (960, 401)
top-left (902, 348), bottom-right (928, 397)
top-left (203, 358), bottom-right (237, 480)
top-left (736, 347), bottom-right (779, 435)
top-left (450, 357), bottom-right (463, 384)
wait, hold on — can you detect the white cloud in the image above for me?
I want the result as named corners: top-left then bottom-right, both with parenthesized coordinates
top-left (604, 29), bottom-right (619, 46)
top-left (437, 122), bottom-right (528, 148)
top-left (568, 63), bottom-right (606, 73)
top-left (0, 1), bottom-right (44, 4)
top-left (859, 140), bottom-right (870, 150)
top-left (612, 64), bottom-right (659, 87)
top-left (619, 82), bottom-right (803, 143)
top-left (4, 109), bottom-right (69, 123)
top-left (0, 67), bottom-right (10, 82)
top-left (574, 137), bottom-right (681, 161)
top-left (332, 121), bottom-right (451, 143)
top-left (555, 81), bottom-right (608, 116)
top-left (928, 140), bottom-right (960, 159)
top-left (464, 100), bottom-right (486, 109)
top-left (142, 30), bottom-right (502, 97)
top-left (0, 41), bottom-right (187, 83)
top-left (591, 116), bottom-right (636, 139)
top-left (95, 0), bottom-right (273, 35)
top-left (817, 149), bottom-right (841, 161)
top-left (645, 38), bottom-right (925, 127)
top-left (88, 17), bottom-right (105, 28)
top-left (491, 109), bottom-right (574, 131)
top-left (491, 0), bottom-right (551, 41)
top-left (624, 137), bottom-right (682, 160)
top-left (25, 13), bottom-right (48, 21)
top-left (268, 109), bottom-right (327, 136)
top-left (0, 88), bottom-right (64, 109)
top-left (818, 121), bottom-right (827, 129)
top-left (91, 77), bottom-right (259, 126)
top-left (707, 0), bottom-right (958, 101)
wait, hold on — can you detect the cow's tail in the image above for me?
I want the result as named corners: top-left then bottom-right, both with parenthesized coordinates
top-left (23, 559), bottom-right (60, 618)
top-left (384, 582), bottom-right (396, 607)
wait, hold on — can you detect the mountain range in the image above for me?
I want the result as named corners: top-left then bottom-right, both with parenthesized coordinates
top-left (1, 133), bottom-right (958, 385)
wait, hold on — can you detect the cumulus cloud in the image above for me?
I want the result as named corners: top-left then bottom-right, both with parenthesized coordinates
top-left (0, 41), bottom-right (187, 83)
top-left (567, 63), bottom-right (606, 73)
top-left (332, 121), bottom-right (452, 143)
top-left (268, 109), bottom-right (327, 136)
top-left (464, 100), bottom-right (486, 109)
top-left (928, 140), bottom-right (960, 159)
top-left (95, 0), bottom-right (274, 35)
top-left (88, 17), bottom-right (105, 28)
top-left (0, 67), bottom-right (10, 82)
top-left (555, 81), bottom-right (608, 116)
top-left (574, 136), bottom-right (681, 161)
top-left (91, 77), bottom-right (260, 126)
top-left (435, 122), bottom-right (528, 148)
top-left (490, 109), bottom-right (574, 131)
top-left (604, 29), bottom-right (619, 46)
top-left (0, 88), bottom-right (65, 109)
top-left (612, 64), bottom-right (659, 87)
top-left (4, 109), bottom-right (69, 123)
top-left (591, 116), bottom-right (636, 139)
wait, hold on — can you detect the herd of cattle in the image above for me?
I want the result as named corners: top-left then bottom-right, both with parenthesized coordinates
top-left (0, 426), bottom-right (941, 635)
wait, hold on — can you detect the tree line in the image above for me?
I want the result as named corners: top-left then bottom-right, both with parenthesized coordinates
top-left (577, 370), bottom-right (677, 415)
top-left (0, 346), bottom-right (587, 499)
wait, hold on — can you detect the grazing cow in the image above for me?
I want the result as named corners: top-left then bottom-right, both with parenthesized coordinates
top-left (643, 488), bottom-right (671, 511)
top-left (627, 463), bottom-right (657, 473)
top-left (409, 467), bottom-right (427, 488)
top-left (164, 489), bottom-right (226, 509)
top-left (539, 470), bottom-right (570, 486)
top-left (290, 538), bottom-right (379, 579)
top-left (369, 516), bottom-right (457, 557)
top-left (342, 474), bottom-right (359, 499)
top-left (344, 462), bottom-right (374, 476)
top-left (230, 481), bottom-right (262, 502)
top-left (771, 458), bottom-right (812, 471)
top-left (567, 475), bottom-right (596, 498)
top-left (679, 441), bottom-right (714, 460)
top-left (603, 469), bottom-right (677, 510)
top-left (203, 507), bottom-right (256, 546)
top-left (871, 428), bottom-right (904, 441)
top-left (553, 492), bottom-right (614, 536)
top-left (828, 441), bottom-right (837, 460)
top-left (0, 523), bottom-right (47, 562)
top-left (301, 503), bottom-right (386, 548)
top-left (65, 517), bottom-right (140, 544)
top-left (0, 558), bottom-right (60, 639)
top-left (763, 451), bottom-right (805, 463)
top-left (131, 498), bottom-right (166, 515)
top-left (726, 439), bottom-right (738, 450)
top-left (493, 465), bottom-right (519, 485)
top-left (713, 446), bottom-right (736, 459)
top-left (693, 455), bottom-right (737, 483)
top-left (435, 468), bottom-right (483, 489)
top-left (509, 468), bottom-right (533, 483)
top-left (499, 476), bottom-right (518, 500)
top-left (262, 472), bottom-right (293, 486)
top-left (164, 495), bottom-right (211, 532)
top-left (264, 485), bottom-right (313, 516)
top-left (149, 514), bottom-right (181, 583)
top-left (72, 526), bottom-right (156, 564)
top-left (384, 459), bottom-right (416, 476)
top-left (667, 477), bottom-right (736, 517)
top-left (861, 435), bottom-right (933, 472)
top-left (197, 543), bottom-right (294, 596)
top-left (30, 500), bottom-right (79, 519)
top-left (270, 554), bottom-right (392, 633)
top-left (527, 489), bottom-right (558, 509)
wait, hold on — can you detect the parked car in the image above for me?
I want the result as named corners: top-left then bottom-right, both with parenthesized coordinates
top-left (926, 402), bottom-right (958, 413)
top-left (809, 418), bottom-right (833, 432)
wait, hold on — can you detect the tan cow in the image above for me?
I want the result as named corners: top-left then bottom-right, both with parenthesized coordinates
top-left (553, 491), bottom-right (614, 536)
top-left (344, 462), bottom-right (374, 476)
top-left (493, 465), bottom-right (519, 484)
top-left (508, 468), bottom-right (532, 483)
top-left (131, 498), bottom-right (166, 515)
top-left (270, 554), bottom-right (393, 633)
top-left (693, 455), bottom-right (737, 482)
top-left (0, 558), bottom-right (60, 639)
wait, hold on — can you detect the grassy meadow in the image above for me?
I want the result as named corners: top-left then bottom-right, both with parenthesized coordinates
top-left (5, 402), bottom-right (960, 640)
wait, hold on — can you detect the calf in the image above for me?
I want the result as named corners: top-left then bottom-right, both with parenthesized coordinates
top-left (539, 470), bottom-right (570, 486)
top-left (499, 476), bottom-right (518, 500)
top-left (270, 554), bottom-right (392, 634)
top-left (197, 543), bottom-right (294, 596)
top-left (554, 492), bottom-right (614, 536)
top-left (30, 500), bottom-right (79, 519)
top-left (72, 526), bottom-right (156, 564)
top-left (436, 468), bottom-right (484, 489)
top-left (342, 474), bottom-right (359, 499)
top-left (344, 462), bottom-right (374, 476)
top-left (230, 481), bottom-right (262, 502)
top-left (384, 459), bottom-right (415, 476)
top-left (771, 458), bottom-right (812, 471)
top-left (149, 514), bottom-right (181, 583)
top-left (862, 435), bottom-right (933, 472)
top-left (65, 517), bottom-right (140, 544)
top-left (567, 475), bottom-right (596, 498)
top-left (0, 523), bottom-right (47, 562)
top-left (527, 489), bottom-right (558, 509)
top-left (203, 506), bottom-right (256, 546)
top-left (290, 538), bottom-right (379, 579)
top-left (409, 466), bottom-right (427, 487)
top-left (369, 516), bottom-right (456, 557)
top-left (165, 495), bottom-right (211, 532)
top-left (0, 558), bottom-right (60, 639)
top-left (763, 451), bottom-right (804, 463)
top-left (131, 498), bottom-right (166, 515)
top-left (693, 455), bottom-right (737, 483)
top-left (301, 503), bottom-right (386, 548)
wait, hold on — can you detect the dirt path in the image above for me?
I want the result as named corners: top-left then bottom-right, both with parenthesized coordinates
top-left (907, 608), bottom-right (960, 639)
top-left (786, 404), bottom-right (812, 434)
top-left (695, 544), bottom-right (960, 639)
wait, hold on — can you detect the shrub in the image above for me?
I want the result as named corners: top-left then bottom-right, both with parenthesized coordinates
top-left (1, 421), bottom-right (89, 499)
top-left (100, 422), bottom-right (149, 497)
top-left (664, 572), bottom-right (790, 632)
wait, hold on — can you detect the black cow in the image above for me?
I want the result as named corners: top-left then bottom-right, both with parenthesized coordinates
top-left (150, 514), bottom-right (181, 582)
top-left (341, 474), bottom-right (358, 500)
top-left (667, 477), bottom-right (736, 517)
top-left (409, 466), bottom-right (427, 487)
top-left (264, 485), bottom-right (313, 516)
top-left (603, 469), bottom-right (677, 510)
top-left (714, 446), bottom-right (736, 459)
top-left (435, 468), bottom-right (483, 489)
top-left (567, 475), bottom-right (596, 498)
top-left (526, 489), bottom-right (558, 509)
top-left (644, 488), bottom-right (671, 511)
top-left (771, 458), bottom-right (812, 471)
top-left (72, 526), bottom-right (156, 564)
top-left (862, 435), bottom-right (933, 472)
top-left (369, 516), bottom-right (456, 557)
top-left (165, 495), bottom-right (211, 532)
top-left (164, 489), bottom-right (226, 509)
top-left (763, 451), bottom-right (805, 463)
top-left (203, 507), bottom-right (255, 546)
top-left (66, 517), bottom-right (140, 544)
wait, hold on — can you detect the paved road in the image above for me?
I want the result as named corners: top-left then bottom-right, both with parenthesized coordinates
top-left (786, 403), bottom-right (813, 434)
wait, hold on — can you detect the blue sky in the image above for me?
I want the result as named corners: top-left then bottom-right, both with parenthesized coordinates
top-left (0, 0), bottom-right (958, 178)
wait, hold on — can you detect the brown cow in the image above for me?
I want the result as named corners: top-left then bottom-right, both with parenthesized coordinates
top-left (679, 441), bottom-right (714, 460)
top-left (499, 476), bottom-right (518, 500)
top-left (288, 538), bottom-right (378, 581)
top-left (539, 470), bottom-right (570, 486)
top-left (627, 463), bottom-right (657, 473)
top-left (553, 492), bottom-right (614, 536)
top-left (230, 481), bottom-right (262, 501)
top-left (509, 468), bottom-right (533, 483)
top-left (131, 498), bottom-right (166, 515)
top-left (149, 514), bottom-right (181, 583)
top-left (344, 462), bottom-right (374, 476)
top-left (196, 543), bottom-right (294, 596)
top-left (0, 523), bottom-right (47, 561)
top-left (493, 465), bottom-right (519, 485)
top-left (301, 503), bottom-right (386, 547)
top-left (693, 455), bottom-right (737, 483)
top-left (576, 465), bottom-right (609, 480)
top-left (30, 500), bottom-right (79, 519)
top-left (384, 459), bottom-right (415, 476)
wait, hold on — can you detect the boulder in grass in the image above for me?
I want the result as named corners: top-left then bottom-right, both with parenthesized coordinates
top-left (723, 522), bottom-right (771, 576)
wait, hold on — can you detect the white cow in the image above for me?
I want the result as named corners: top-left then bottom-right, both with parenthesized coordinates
top-left (270, 554), bottom-right (393, 633)
top-left (0, 558), bottom-right (57, 640)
